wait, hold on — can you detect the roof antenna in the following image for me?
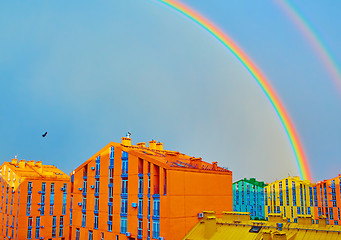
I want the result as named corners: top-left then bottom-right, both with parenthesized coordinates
top-left (14, 153), bottom-right (18, 159)
top-left (126, 132), bottom-right (131, 138)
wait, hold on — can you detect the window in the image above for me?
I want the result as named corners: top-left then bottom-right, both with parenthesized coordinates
top-left (153, 199), bottom-right (160, 217)
top-left (28, 182), bottom-right (33, 192)
top-left (95, 156), bottom-right (100, 177)
top-left (152, 220), bottom-right (160, 239)
top-left (279, 181), bottom-right (283, 206)
top-left (62, 183), bottom-right (67, 215)
top-left (108, 205), bottom-right (113, 222)
top-left (109, 187), bottom-right (113, 202)
top-left (27, 217), bottom-right (33, 239)
top-left (94, 214), bottom-right (99, 229)
top-left (35, 217), bottom-right (40, 239)
top-left (82, 213), bottom-right (86, 227)
top-left (120, 217), bottom-right (127, 234)
top-left (52, 216), bottom-right (56, 238)
top-left (314, 186), bottom-right (318, 207)
top-left (330, 207), bottom-right (334, 220)
top-left (88, 230), bottom-right (93, 240)
top-left (122, 151), bottom-right (128, 174)
top-left (121, 179), bottom-right (128, 194)
top-left (83, 196), bottom-right (87, 211)
top-left (95, 197), bottom-right (99, 211)
top-left (95, 180), bottom-right (100, 194)
top-left (138, 199), bottom-right (143, 215)
top-left (59, 216), bottom-right (64, 237)
top-left (83, 180), bottom-right (87, 193)
top-left (76, 228), bottom-right (80, 240)
top-left (297, 207), bottom-right (301, 215)
top-left (139, 177), bottom-right (143, 194)
top-left (138, 219), bottom-right (143, 237)
top-left (50, 183), bottom-right (55, 215)
top-left (121, 199), bottom-right (128, 214)
top-left (110, 146), bottom-right (115, 166)
top-left (292, 182), bottom-right (296, 206)
top-left (27, 194), bottom-right (32, 216)
top-left (285, 179), bottom-right (289, 206)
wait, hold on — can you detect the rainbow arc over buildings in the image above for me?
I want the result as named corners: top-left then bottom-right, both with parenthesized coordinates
top-left (155, 0), bottom-right (312, 181)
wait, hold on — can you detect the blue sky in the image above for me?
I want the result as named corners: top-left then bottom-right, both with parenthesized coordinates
top-left (1, 0), bottom-right (340, 183)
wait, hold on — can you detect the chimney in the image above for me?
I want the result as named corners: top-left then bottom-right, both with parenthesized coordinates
top-left (36, 161), bottom-right (43, 173)
top-left (18, 160), bottom-right (25, 168)
top-left (297, 215), bottom-right (312, 226)
top-left (202, 211), bottom-right (216, 220)
top-left (156, 142), bottom-right (163, 151)
top-left (121, 137), bottom-right (131, 147)
top-left (190, 158), bottom-right (202, 169)
top-left (137, 142), bottom-right (146, 148)
top-left (263, 230), bottom-right (273, 240)
top-left (149, 140), bottom-right (157, 150)
top-left (11, 159), bottom-right (18, 164)
top-left (204, 216), bottom-right (217, 239)
top-left (268, 213), bottom-right (283, 223)
top-left (318, 215), bottom-right (327, 228)
top-left (273, 231), bottom-right (287, 240)
top-left (27, 161), bottom-right (35, 167)
top-left (212, 162), bottom-right (218, 170)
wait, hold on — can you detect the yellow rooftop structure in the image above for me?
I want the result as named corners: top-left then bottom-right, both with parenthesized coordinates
top-left (183, 211), bottom-right (341, 240)
top-left (0, 159), bottom-right (70, 190)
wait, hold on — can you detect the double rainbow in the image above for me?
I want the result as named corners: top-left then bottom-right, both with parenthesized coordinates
top-left (155, 0), bottom-right (312, 181)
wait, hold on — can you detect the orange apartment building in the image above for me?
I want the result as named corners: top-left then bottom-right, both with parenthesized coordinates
top-left (313, 174), bottom-right (341, 225)
top-left (0, 159), bottom-right (70, 240)
top-left (70, 137), bottom-right (233, 240)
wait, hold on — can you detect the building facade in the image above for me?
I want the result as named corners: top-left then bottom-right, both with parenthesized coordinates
top-left (313, 174), bottom-right (341, 225)
top-left (70, 137), bottom-right (232, 240)
top-left (264, 176), bottom-right (315, 223)
top-left (0, 159), bottom-right (70, 240)
top-left (233, 178), bottom-right (266, 219)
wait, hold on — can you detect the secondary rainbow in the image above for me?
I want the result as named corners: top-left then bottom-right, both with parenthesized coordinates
top-left (275, 0), bottom-right (341, 94)
top-left (155, 0), bottom-right (312, 181)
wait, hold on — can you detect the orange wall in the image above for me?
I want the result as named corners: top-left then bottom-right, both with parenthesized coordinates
top-left (0, 176), bottom-right (70, 240)
top-left (70, 143), bottom-right (233, 240)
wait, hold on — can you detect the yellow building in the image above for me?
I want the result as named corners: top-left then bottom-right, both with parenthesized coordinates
top-left (183, 211), bottom-right (341, 240)
top-left (264, 176), bottom-right (315, 223)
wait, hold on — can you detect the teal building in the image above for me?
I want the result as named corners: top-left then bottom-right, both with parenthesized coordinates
top-left (233, 178), bottom-right (266, 219)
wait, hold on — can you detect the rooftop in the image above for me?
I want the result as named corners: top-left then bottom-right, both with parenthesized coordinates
top-left (1, 159), bottom-right (70, 180)
top-left (184, 211), bottom-right (341, 240)
top-left (74, 137), bottom-right (231, 175)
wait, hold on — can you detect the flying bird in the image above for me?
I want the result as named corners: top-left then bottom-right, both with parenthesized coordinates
top-left (42, 132), bottom-right (48, 138)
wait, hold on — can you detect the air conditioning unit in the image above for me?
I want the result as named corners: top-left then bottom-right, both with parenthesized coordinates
top-left (41, 226), bottom-right (44, 228)
top-left (78, 202), bottom-right (82, 206)
top-left (91, 185), bottom-right (95, 189)
top-left (159, 237), bottom-right (164, 240)
top-left (198, 213), bottom-right (204, 218)
top-left (38, 191), bottom-right (42, 194)
top-left (61, 187), bottom-right (64, 191)
top-left (91, 167), bottom-right (95, 170)
top-left (79, 188), bottom-right (82, 191)
top-left (131, 203), bottom-right (137, 208)
top-left (126, 232), bottom-right (131, 237)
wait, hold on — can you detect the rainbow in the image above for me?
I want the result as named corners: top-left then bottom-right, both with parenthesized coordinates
top-left (155, 0), bottom-right (312, 181)
top-left (275, 0), bottom-right (341, 93)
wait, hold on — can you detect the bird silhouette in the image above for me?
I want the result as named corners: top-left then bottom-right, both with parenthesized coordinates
top-left (42, 132), bottom-right (48, 137)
